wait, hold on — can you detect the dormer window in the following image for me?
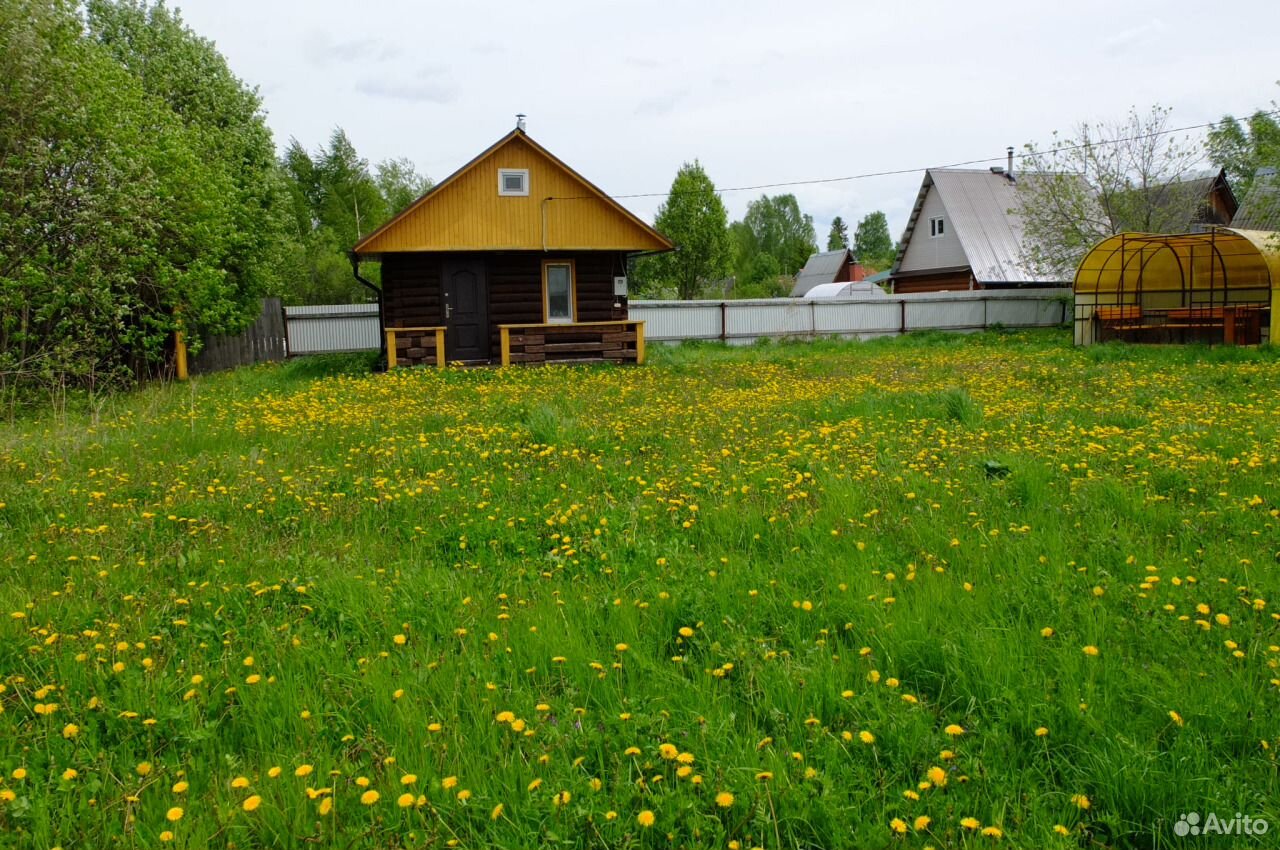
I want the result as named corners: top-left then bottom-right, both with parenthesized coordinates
top-left (498, 169), bottom-right (529, 196)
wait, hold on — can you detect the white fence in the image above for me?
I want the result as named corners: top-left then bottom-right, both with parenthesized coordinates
top-left (282, 290), bottom-right (1071, 356)
top-left (631, 289), bottom-right (1070, 344)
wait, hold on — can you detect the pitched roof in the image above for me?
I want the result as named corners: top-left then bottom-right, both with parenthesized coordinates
top-left (352, 128), bottom-right (673, 256)
top-left (1231, 167), bottom-right (1280, 232)
top-left (892, 169), bottom-right (1070, 284)
top-left (791, 249), bottom-right (852, 296)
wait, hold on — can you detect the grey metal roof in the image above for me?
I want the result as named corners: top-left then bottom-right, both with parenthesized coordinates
top-left (891, 169), bottom-right (1072, 285)
top-left (1232, 168), bottom-right (1280, 232)
top-left (791, 249), bottom-right (851, 296)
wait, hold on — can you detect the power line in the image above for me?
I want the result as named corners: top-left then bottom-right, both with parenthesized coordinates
top-left (548, 109), bottom-right (1280, 202)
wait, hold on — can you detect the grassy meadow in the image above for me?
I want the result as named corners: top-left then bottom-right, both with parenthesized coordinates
top-left (2, 330), bottom-right (1279, 849)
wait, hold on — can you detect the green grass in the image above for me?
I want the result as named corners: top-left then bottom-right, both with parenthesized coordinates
top-left (1, 329), bottom-right (1279, 849)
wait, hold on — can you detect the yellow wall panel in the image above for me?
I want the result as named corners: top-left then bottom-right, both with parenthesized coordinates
top-left (357, 135), bottom-right (670, 254)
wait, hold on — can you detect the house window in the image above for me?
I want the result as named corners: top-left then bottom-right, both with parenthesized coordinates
top-left (498, 168), bottom-right (529, 196)
top-left (930, 216), bottom-right (945, 237)
top-left (543, 261), bottom-right (575, 324)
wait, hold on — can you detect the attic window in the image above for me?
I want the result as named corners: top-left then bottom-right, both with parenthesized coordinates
top-left (930, 216), bottom-right (945, 237)
top-left (498, 169), bottom-right (529, 196)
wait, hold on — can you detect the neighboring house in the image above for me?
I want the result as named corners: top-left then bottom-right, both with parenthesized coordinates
top-left (1180, 168), bottom-right (1238, 230)
top-left (889, 166), bottom-right (1068, 294)
top-left (352, 122), bottom-right (672, 366)
top-left (1231, 167), bottom-right (1280, 232)
top-left (790, 248), bottom-right (867, 296)
top-left (887, 166), bottom-right (1237, 294)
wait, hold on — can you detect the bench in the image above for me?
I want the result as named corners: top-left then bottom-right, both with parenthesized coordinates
top-left (1093, 306), bottom-right (1146, 333)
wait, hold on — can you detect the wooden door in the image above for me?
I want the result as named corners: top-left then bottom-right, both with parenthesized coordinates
top-left (442, 258), bottom-right (489, 361)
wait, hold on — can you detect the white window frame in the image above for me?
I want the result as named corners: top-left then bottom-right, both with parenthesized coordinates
top-left (498, 168), bottom-right (529, 197)
top-left (542, 260), bottom-right (575, 324)
top-left (929, 216), bottom-right (945, 237)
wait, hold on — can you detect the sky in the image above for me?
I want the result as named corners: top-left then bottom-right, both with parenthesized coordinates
top-left (174, 0), bottom-right (1279, 243)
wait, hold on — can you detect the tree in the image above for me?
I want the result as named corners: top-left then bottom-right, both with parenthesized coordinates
top-left (852, 211), bottom-right (895, 270)
top-left (1, 0), bottom-right (293, 399)
top-left (826, 216), bottom-right (849, 251)
top-left (376, 158), bottom-right (434, 215)
top-left (731, 194), bottom-right (817, 288)
top-left (631, 161), bottom-right (730, 299)
top-left (1207, 105), bottom-right (1280, 199)
top-left (1016, 105), bottom-right (1205, 279)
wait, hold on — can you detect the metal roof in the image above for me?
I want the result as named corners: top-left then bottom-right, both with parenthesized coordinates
top-left (891, 169), bottom-right (1073, 285)
top-left (1232, 168), bottom-right (1280, 232)
top-left (791, 249), bottom-right (852, 296)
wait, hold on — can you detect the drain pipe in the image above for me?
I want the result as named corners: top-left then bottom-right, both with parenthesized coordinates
top-left (349, 252), bottom-right (385, 362)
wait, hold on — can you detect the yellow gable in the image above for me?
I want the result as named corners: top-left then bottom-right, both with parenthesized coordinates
top-left (354, 131), bottom-right (672, 255)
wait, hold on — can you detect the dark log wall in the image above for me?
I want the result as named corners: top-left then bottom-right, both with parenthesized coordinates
top-left (891, 270), bottom-right (976, 294)
top-left (382, 251), bottom-right (630, 361)
top-left (382, 253), bottom-right (442, 328)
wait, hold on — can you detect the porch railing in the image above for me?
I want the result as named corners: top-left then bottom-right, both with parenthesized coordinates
top-left (499, 320), bottom-right (645, 366)
top-left (385, 326), bottom-right (446, 369)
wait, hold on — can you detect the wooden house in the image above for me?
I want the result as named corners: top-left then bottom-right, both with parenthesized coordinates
top-left (352, 124), bottom-right (673, 367)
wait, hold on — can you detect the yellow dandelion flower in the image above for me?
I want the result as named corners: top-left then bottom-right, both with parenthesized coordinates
top-left (491, 802), bottom-right (505, 820)
top-left (1071, 794), bottom-right (1090, 810)
top-left (914, 815), bottom-right (931, 831)
top-left (62, 768), bottom-right (78, 781)
top-left (859, 730), bottom-right (875, 744)
top-left (159, 831), bottom-right (174, 842)
top-left (319, 797), bottom-right (333, 816)
top-left (172, 781), bottom-right (188, 793)
top-left (136, 762), bottom-right (153, 776)
top-left (360, 790), bottom-right (380, 805)
top-left (441, 776), bottom-right (458, 790)
top-left (243, 795), bottom-right (262, 812)
top-left (637, 809), bottom-right (655, 827)
top-left (890, 818), bottom-right (907, 834)
top-left (1082, 645), bottom-right (1099, 657)
top-left (166, 807), bottom-right (184, 822)
top-left (231, 776), bottom-right (250, 789)
top-left (981, 825), bottom-right (1004, 838)
top-left (961, 817), bottom-right (981, 830)
top-left (61, 724), bottom-right (78, 739)
top-left (457, 789), bottom-right (472, 802)
top-left (295, 765), bottom-right (314, 777)
top-left (715, 791), bottom-right (734, 808)
top-left (944, 724), bottom-right (965, 736)
top-left (397, 792), bottom-right (415, 808)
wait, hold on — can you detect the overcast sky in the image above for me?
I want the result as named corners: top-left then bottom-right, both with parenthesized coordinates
top-left (176, 0), bottom-right (1278, 241)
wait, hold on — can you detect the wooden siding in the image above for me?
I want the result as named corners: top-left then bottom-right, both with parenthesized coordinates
top-left (382, 251), bottom-right (629, 362)
top-left (892, 270), bottom-right (975, 294)
top-left (357, 135), bottom-right (670, 254)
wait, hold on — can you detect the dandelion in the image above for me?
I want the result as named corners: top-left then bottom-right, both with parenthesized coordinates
top-left (62, 768), bottom-right (78, 781)
top-left (914, 815), bottom-right (931, 831)
top-left (361, 790), bottom-right (380, 805)
top-left (859, 730), bottom-right (875, 744)
top-left (231, 776), bottom-right (250, 789)
top-left (944, 724), bottom-right (965, 736)
top-left (1035, 726), bottom-right (1049, 737)
top-left (243, 795), bottom-right (262, 812)
top-left (1082, 645), bottom-right (1099, 657)
top-left (755, 771), bottom-right (773, 781)
top-left (981, 826), bottom-right (1004, 838)
top-left (441, 776), bottom-right (458, 790)
top-left (715, 791), bottom-right (734, 808)
top-left (491, 803), bottom-right (504, 820)
top-left (397, 792), bottom-right (415, 808)
top-left (1054, 825), bottom-right (1070, 835)
top-left (401, 774), bottom-right (417, 785)
top-left (295, 764), bottom-right (314, 777)
top-left (637, 809), bottom-right (655, 827)
top-left (319, 797), bottom-right (333, 816)
top-left (61, 723), bottom-right (78, 738)
top-left (890, 818), bottom-right (907, 834)
top-left (1169, 711), bottom-right (1184, 727)
top-left (457, 789), bottom-right (472, 802)
top-left (658, 743), bottom-right (679, 760)
top-left (159, 831), bottom-right (174, 842)
top-left (166, 807), bottom-right (184, 822)
top-left (12, 768), bottom-right (27, 780)
top-left (961, 817), bottom-right (981, 830)
top-left (1071, 794), bottom-right (1091, 810)
top-left (172, 781), bottom-right (189, 793)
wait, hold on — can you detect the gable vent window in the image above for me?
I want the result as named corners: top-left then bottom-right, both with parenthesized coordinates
top-left (930, 216), bottom-right (945, 237)
top-left (498, 169), bottom-right (529, 197)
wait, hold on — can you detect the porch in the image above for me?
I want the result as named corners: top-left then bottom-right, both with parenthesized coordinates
top-left (385, 320), bottom-right (645, 368)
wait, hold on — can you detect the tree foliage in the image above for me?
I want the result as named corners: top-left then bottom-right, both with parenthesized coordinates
top-left (826, 216), bottom-right (849, 251)
top-left (631, 161), bottom-right (730, 300)
top-left (1, 0), bottom-right (290, 400)
top-left (852, 211), bottom-right (895, 271)
top-left (727, 194), bottom-right (817, 295)
top-left (1016, 105), bottom-right (1205, 279)
top-left (1207, 105), bottom-right (1280, 199)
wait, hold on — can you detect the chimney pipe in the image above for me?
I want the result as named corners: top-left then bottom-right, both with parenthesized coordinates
top-left (1006, 146), bottom-right (1014, 179)
top-left (516, 113), bottom-right (527, 132)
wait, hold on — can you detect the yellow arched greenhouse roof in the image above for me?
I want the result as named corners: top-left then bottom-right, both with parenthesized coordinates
top-left (1074, 228), bottom-right (1280, 295)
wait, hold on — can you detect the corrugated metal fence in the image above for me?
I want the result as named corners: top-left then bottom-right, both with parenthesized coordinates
top-left (277, 290), bottom-right (1071, 357)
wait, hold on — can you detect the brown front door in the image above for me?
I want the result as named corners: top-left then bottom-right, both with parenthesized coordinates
top-left (442, 258), bottom-right (489, 361)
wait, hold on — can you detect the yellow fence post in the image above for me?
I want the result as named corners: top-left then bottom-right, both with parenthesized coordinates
top-left (634, 321), bottom-right (645, 365)
top-left (174, 330), bottom-right (189, 381)
top-left (386, 329), bottom-right (397, 370)
top-left (500, 327), bottom-right (511, 366)
top-left (1272, 289), bottom-right (1280, 345)
top-left (435, 328), bottom-right (446, 369)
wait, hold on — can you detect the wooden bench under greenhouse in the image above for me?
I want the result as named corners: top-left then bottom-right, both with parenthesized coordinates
top-left (499, 320), bottom-right (645, 365)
